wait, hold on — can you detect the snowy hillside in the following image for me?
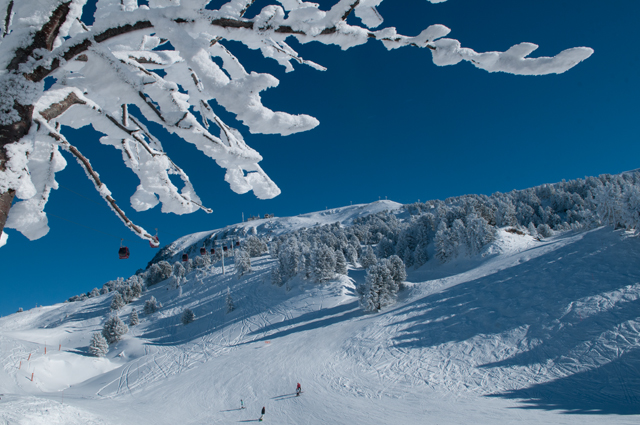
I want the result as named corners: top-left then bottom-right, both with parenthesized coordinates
top-left (1, 205), bottom-right (640, 423)
top-left (148, 200), bottom-right (403, 266)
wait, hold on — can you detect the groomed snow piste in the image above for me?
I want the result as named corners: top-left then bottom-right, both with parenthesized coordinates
top-left (1, 210), bottom-right (639, 424)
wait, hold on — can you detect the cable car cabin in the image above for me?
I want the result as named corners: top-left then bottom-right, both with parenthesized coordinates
top-left (210, 248), bottom-right (215, 255)
top-left (118, 246), bottom-right (130, 259)
top-left (200, 247), bottom-right (206, 256)
top-left (223, 246), bottom-right (228, 252)
top-left (182, 253), bottom-right (189, 262)
top-left (149, 236), bottom-right (159, 248)
top-left (235, 241), bottom-right (240, 247)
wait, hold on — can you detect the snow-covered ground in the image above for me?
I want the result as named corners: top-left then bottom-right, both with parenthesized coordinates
top-left (1, 224), bottom-right (639, 424)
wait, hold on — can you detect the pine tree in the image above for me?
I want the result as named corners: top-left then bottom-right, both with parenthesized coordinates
top-left (110, 292), bottom-right (125, 311)
top-left (623, 186), bottom-right (640, 230)
top-left (245, 235), bottom-right (269, 257)
top-left (313, 244), bottom-right (337, 283)
top-left (102, 316), bottom-right (129, 344)
top-left (360, 245), bottom-right (378, 269)
top-left (528, 222), bottom-right (539, 237)
top-left (89, 333), bottom-right (109, 357)
top-left (345, 245), bottom-right (358, 266)
top-left (435, 221), bottom-right (454, 264)
top-left (235, 248), bottom-right (252, 278)
top-left (181, 308), bottom-right (195, 325)
top-left (144, 296), bottom-right (160, 314)
top-left (376, 237), bottom-right (395, 259)
top-left (385, 255), bottom-right (406, 287)
top-left (595, 183), bottom-right (623, 228)
top-left (413, 243), bottom-right (429, 267)
top-left (129, 310), bottom-right (139, 326)
top-left (279, 237), bottom-right (301, 282)
top-left (89, 288), bottom-right (100, 298)
top-left (359, 263), bottom-right (397, 312)
top-left (226, 288), bottom-right (235, 313)
top-left (335, 250), bottom-right (348, 275)
top-left (271, 265), bottom-right (284, 287)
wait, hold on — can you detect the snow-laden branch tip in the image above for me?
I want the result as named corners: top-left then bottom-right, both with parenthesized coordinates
top-left (0, 0), bottom-right (592, 245)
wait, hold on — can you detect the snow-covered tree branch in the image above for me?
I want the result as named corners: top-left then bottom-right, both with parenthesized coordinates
top-left (0, 0), bottom-right (593, 246)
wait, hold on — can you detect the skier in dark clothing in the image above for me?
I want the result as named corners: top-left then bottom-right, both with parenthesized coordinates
top-left (296, 383), bottom-right (301, 396)
top-left (259, 406), bottom-right (265, 421)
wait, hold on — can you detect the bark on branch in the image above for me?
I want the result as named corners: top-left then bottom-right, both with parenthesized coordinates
top-left (34, 118), bottom-right (158, 245)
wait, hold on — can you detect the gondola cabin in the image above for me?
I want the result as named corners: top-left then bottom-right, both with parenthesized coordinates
top-left (235, 241), bottom-right (240, 247)
top-left (223, 246), bottom-right (228, 252)
top-left (210, 248), bottom-right (215, 255)
top-left (182, 253), bottom-right (189, 262)
top-left (200, 247), bottom-right (206, 255)
top-left (149, 236), bottom-right (159, 248)
top-left (118, 246), bottom-right (130, 259)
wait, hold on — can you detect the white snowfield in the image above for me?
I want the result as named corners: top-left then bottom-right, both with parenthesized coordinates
top-left (1, 223), bottom-right (639, 424)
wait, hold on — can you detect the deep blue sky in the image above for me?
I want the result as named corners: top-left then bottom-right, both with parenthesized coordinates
top-left (1, 0), bottom-right (638, 316)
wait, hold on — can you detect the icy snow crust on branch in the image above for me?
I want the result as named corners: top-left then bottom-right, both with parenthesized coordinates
top-left (0, 0), bottom-right (593, 244)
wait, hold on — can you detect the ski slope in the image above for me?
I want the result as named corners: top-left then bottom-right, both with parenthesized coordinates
top-left (1, 225), bottom-right (639, 424)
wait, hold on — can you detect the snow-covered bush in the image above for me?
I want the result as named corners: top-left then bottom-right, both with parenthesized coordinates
top-left (102, 316), bottom-right (128, 344)
top-left (129, 310), bottom-right (139, 327)
top-left (537, 224), bottom-right (554, 239)
top-left (89, 333), bottom-right (109, 357)
top-left (235, 249), bottom-right (252, 278)
top-left (89, 288), bottom-right (100, 298)
top-left (144, 296), bottom-right (161, 315)
top-left (130, 280), bottom-right (143, 299)
top-left (147, 261), bottom-right (173, 286)
top-left (245, 235), bottom-right (268, 257)
top-left (173, 262), bottom-right (186, 278)
top-left (110, 292), bottom-right (125, 311)
top-left (181, 308), bottom-right (195, 325)
top-left (193, 255), bottom-right (209, 269)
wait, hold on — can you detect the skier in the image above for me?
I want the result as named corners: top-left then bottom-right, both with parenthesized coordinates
top-left (240, 399), bottom-right (245, 409)
top-left (296, 383), bottom-right (301, 396)
top-left (259, 406), bottom-right (265, 422)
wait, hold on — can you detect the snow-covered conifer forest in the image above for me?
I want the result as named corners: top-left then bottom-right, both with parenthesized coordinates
top-left (0, 0), bottom-right (593, 249)
top-left (1, 170), bottom-right (639, 424)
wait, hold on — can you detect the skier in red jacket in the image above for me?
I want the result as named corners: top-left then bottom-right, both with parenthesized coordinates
top-left (296, 383), bottom-right (301, 396)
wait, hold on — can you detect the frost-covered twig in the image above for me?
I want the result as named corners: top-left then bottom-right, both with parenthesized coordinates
top-left (0, 0), bottom-right (593, 244)
top-left (33, 117), bottom-right (159, 246)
